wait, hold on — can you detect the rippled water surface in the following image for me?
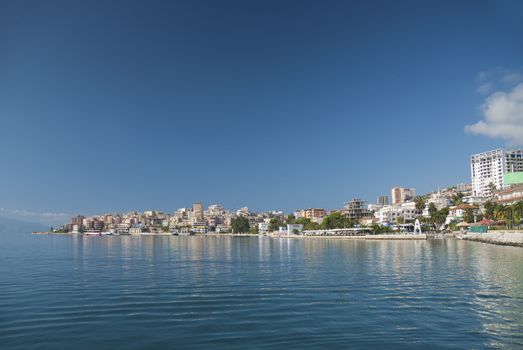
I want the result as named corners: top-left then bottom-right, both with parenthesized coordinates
top-left (1, 233), bottom-right (522, 349)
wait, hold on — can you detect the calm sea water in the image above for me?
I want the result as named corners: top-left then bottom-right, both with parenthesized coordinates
top-left (0, 233), bottom-right (522, 349)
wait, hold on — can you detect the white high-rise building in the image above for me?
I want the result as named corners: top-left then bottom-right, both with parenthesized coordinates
top-left (470, 149), bottom-right (523, 197)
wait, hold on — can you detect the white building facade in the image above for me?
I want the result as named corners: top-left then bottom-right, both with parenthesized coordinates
top-left (471, 149), bottom-right (523, 197)
top-left (374, 202), bottom-right (419, 225)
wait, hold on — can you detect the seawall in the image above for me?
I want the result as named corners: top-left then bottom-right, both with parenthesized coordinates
top-left (462, 231), bottom-right (523, 247)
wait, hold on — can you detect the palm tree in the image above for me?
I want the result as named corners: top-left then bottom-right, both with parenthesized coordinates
top-left (495, 205), bottom-right (515, 229)
top-left (512, 201), bottom-right (523, 228)
top-left (433, 209), bottom-right (448, 231)
top-left (483, 200), bottom-right (498, 220)
top-left (488, 182), bottom-right (497, 198)
top-left (414, 196), bottom-right (426, 216)
top-left (452, 192), bottom-right (464, 205)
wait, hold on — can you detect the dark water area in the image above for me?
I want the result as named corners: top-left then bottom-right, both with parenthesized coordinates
top-left (1, 233), bottom-right (522, 349)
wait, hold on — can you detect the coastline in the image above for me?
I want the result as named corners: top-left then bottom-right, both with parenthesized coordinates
top-left (31, 231), bottom-right (523, 246)
top-left (33, 231), bottom-right (427, 240)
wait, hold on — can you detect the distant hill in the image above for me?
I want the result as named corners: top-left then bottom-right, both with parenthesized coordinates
top-left (0, 216), bottom-right (48, 234)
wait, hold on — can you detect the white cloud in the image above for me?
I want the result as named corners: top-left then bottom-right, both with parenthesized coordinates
top-left (476, 67), bottom-right (522, 95)
top-left (0, 207), bottom-right (69, 225)
top-left (465, 83), bottom-right (523, 146)
top-left (502, 72), bottom-right (522, 84)
top-left (477, 82), bottom-right (493, 95)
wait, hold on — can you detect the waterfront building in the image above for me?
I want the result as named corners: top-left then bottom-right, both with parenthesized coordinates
top-left (192, 220), bottom-right (208, 234)
top-left (374, 202), bottom-right (419, 224)
top-left (215, 224), bottom-right (230, 233)
top-left (471, 149), bottom-right (523, 197)
top-left (447, 204), bottom-right (480, 223)
top-left (193, 202), bottom-right (204, 221)
top-left (286, 224), bottom-right (303, 235)
top-left (71, 215), bottom-right (84, 227)
top-left (374, 205), bottom-right (403, 224)
top-left (115, 223), bottom-right (130, 235)
top-left (295, 208), bottom-right (326, 221)
top-left (258, 222), bottom-right (270, 234)
top-left (93, 220), bottom-right (104, 231)
top-left (400, 202), bottom-right (420, 221)
top-left (129, 226), bottom-right (143, 235)
top-left (391, 187), bottom-right (416, 205)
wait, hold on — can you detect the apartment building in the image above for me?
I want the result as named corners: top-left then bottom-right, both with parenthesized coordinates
top-left (391, 187), bottom-right (416, 205)
top-left (471, 149), bottom-right (523, 197)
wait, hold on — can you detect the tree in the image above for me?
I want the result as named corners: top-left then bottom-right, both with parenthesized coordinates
top-left (463, 208), bottom-right (475, 224)
top-left (451, 192), bottom-right (464, 205)
top-left (370, 223), bottom-right (391, 234)
top-left (294, 217), bottom-right (320, 230)
top-left (414, 196), bottom-right (426, 216)
top-left (513, 201), bottom-right (523, 228)
top-left (428, 203), bottom-right (438, 225)
top-left (321, 212), bottom-right (353, 229)
top-left (483, 201), bottom-right (497, 220)
top-left (285, 214), bottom-right (296, 225)
top-left (494, 204), bottom-right (522, 229)
top-left (268, 218), bottom-right (284, 232)
top-left (249, 225), bottom-right (259, 235)
top-left (396, 216), bottom-right (405, 225)
top-left (434, 207), bottom-right (449, 230)
top-left (231, 216), bottom-right (250, 233)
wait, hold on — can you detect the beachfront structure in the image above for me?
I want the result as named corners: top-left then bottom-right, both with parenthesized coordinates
top-left (471, 149), bottom-right (523, 197)
top-left (391, 187), bottom-right (416, 205)
top-left (374, 202), bottom-right (419, 224)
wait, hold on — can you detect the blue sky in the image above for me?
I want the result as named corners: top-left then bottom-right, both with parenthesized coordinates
top-left (1, 0), bottom-right (523, 224)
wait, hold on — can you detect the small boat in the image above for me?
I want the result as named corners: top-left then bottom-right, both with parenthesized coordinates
top-left (84, 231), bottom-right (101, 235)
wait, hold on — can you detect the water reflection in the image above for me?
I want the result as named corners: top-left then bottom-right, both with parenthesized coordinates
top-left (2, 234), bottom-right (521, 349)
